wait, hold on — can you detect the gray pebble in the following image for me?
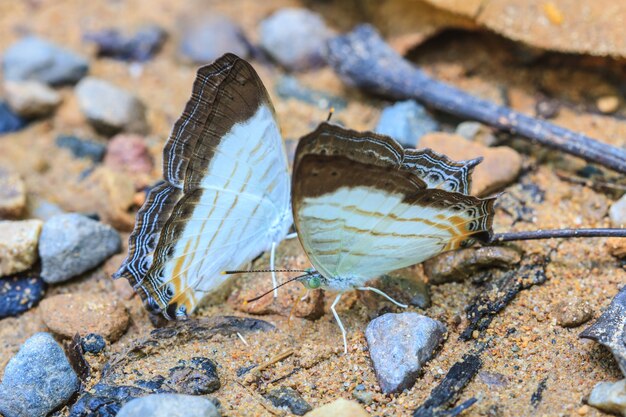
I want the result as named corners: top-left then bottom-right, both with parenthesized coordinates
top-left (3, 81), bottom-right (62, 118)
top-left (259, 8), bottom-right (333, 71)
top-left (178, 14), bottom-right (248, 64)
top-left (375, 100), bottom-right (439, 148)
top-left (0, 332), bottom-right (79, 417)
top-left (455, 121), bottom-right (497, 146)
top-left (2, 36), bottom-right (88, 85)
top-left (116, 393), bottom-right (221, 417)
top-left (167, 357), bottom-right (220, 395)
top-left (75, 77), bottom-right (147, 135)
top-left (587, 379), bottom-right (626, 416)
top-left (39, 213), bottom-right (121, 283)
top-left (265, 387), bottom-right (312, 415)
top-left (365, 312), bottom-right (447, 394)
top-left (275, 75), bottom-right (346, 110)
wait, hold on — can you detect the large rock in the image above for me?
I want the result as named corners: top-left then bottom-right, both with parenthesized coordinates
top-left (0, 333), bottom-right (79, 417)
top-left (116, 393), bottom-right (221, 417)
top-left (587, 379), bottom-right (626, 416)
top-left (39, 213), bottom-right (121, 283)
top-left (306, 399), bottom-right (369, 417)
top-left (0, 219), bottom-right (43, 277)
top-left (2, 36), bottom-right (88, 85)
top-left (365, 312), bottom-right (447, 393)
top-left (0, 170), bottom-right (26, 218)
top-left (375, 100), bottom-right (439, 148)
top-left (40, 292), bottom-right (130, 341)
top-left (3, 81), bottom-right (62, 118)
top-left (75, 77), bottom-right (148, 135)
top-left (419, 132), bottom-right (522, 196)
top-left (259, 8), bottom-right (333, 71)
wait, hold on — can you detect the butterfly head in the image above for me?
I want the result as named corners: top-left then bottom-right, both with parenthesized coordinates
top-left (297, 271), bottom-right (324, 290)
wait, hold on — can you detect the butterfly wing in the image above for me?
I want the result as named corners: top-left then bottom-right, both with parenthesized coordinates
top-left (116, 54), bottom-right (292, 318)
top-left (292, 122), bottom-right (494, 286)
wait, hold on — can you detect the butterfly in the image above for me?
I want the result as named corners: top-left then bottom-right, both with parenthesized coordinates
top-left (290, 122), bottom-right (496, 352)
top-left (114, 54), bottom-right (293, 319)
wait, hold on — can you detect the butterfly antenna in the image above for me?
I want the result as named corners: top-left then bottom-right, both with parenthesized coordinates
top-left (245, 272), bottom-right (312, 303)
top-left (223, 269), bottom-right (309, 275)
top-left (326, 107), bottom-right (335, 122)
top-left (490, 228), bottom-right (626, 243)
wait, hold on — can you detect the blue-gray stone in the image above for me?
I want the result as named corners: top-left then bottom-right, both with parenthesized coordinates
top-left (0, 332), bottom-right (80, 417)
top-left (375, 100), bottom-right (439, 148)
top-left (259, 8), bottom-right (332, 71)
top-left (56, 134), bottom-right (106, 162)
top-left (84, 25), bottom-right (167, 62)
top-left (178, 14), bottom-right (248, 64)
top-left (365, 312), bottom-right (447, 394)
top-left (81, 333), bottom-right (106, 354)
top-left (275, 75), bottom-right (346, 110)
top-left (0, 102), bottom-right (27, 134)
top-left (39, 213), bottom-right (121, 283)
top-left (116, 394), bottom-right (220, 417)
top-left (2, 37), bottom-right (89, 85)
top-left (0, 273), bottom-right (46, 318)
top-left (265, 387), bottom-right (312, 416)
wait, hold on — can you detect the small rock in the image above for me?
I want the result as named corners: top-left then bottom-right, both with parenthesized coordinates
top-left (167, 357), bottom-right (220, 395)
top-left (75, 77), bottom-right (148, 135)
top-left (56, 134), bottom-right (107, 162)
top-left (534, 98), bottom-right (560, 119)
top-left (69, 383), bottom-right (149, 417)
top-left (0, 332), bottom-right (80, 417)
top-left (0, 170), bottom-right (26, 218)
top-left (81, 333), bottom-right (106, 354)
top-left (455, 121), bottom-right (497, 146)
top-left (306, 399), bottom-right (369, 417)
top-left (423, 246), bottom-right (522, 284)
top-left (0, 219), bottom-right (43, 277)
top-left (587, 379), bottom-right (626, 416)
top-left (2, 37), bottom-right (89, 85)
top-left (40, 292), bottom-right (130, 341)
top-left (0, 272), bottom-right (46, 318)
top-left (117, 393), bottom-right (221, 417)
top-left (259, 8), bottom-right (333, 71)
top-left (3, 81), bottom-right (62, 118)
top-left (352, 389), bottom-right (374, 405)
top-left (478, 371), bottom-right (509, 387)
top-left (265, 387), bottom-right (312, 416)
top-left (375, 100), bottom-right (439, 148)
top-left (597, 95), bottom-right (620, 114)
top-left (0, 102), bottom-right (27, 134)
top-left (553, 297), bottom-right (593, 328)
top-left (104, 134), bottom-right (153, 175)
top-left (178, 13), bottom-right (249, 64)
top-left (607, 237), bottom-right (626, 259)
top-left (275, 75), bottom-right (346, 110)
top-left (365, 312), bottom-right (447, 394)
top-left (610, 194), bottom-right (626, 227)
top-left (27, 196), bottom-right (65, 221)
top-left (84, 25), bottom-right (167, 62)
top-left (420, 133), bottom-right (522, 196)
top-left (39, 213), bottom-right (121, 283)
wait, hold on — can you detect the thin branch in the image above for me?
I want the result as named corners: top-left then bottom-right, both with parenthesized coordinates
top-left (491, 228), bottom-right (626, 243)
top-left (326, 25), bottom-right (626, 174)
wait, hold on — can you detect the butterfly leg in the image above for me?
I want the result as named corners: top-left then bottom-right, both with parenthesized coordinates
top-left (356, 286), bottom-right (408, 309)
top-left (285, 232), bottom-right (298, 240)
top-left (331, 293), bottom-right (348, 354)
top-left (270, 241), bottom-right (278, 298)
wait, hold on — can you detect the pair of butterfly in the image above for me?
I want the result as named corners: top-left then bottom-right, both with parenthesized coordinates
top-left (114, 54), bottom-right (495, 353)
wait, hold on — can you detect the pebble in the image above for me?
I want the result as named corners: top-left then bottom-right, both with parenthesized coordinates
top-left (178, 13), bottom-right (249, 64)
top-left (39, 292), bottom-right (130, 341)
top-left (0, 219), bottom-right (43, 277)
top-left (0, 170), bottom-right (26, 218)
top-left (552, 297), bottom-right (593, 328)
top-left (81, 333), bottom-right (106, 354)
top-left (375, 100), bottom-right (439, 148)
top-left (455, 121), bottom-right (497, 146)
top-left (0, 332), bottom-right (79, 417)
top-left (609, 194), bottom-right (626, 227)
top-left (39, 213), bottom-right (121, 283)
top-left (534, 98), bottom-right (560, 119)
top-left (84, 24), bottom-right (167, 62)
top-left (116, 393), bottom-right (221, 417)
top-left (70, 383), bottom-right (148, 417)
top-left (306, 399), bottom-right (369, 417)
top-left (352, 389), bottom-right (374, 405)
top-left (3, 81), bottom-right (62, 118)
top-left (365, 312), bottom-right (447, 393)
top-left (167, 357), bottom-right (221, 395)
top-left (420, 133), bottom-right (522, 196)
top-left (0, 272), bottom-right (46, 318)
top-left (56, 134), bottom-right (107, 162)
top-left (75, 77), bottom-right (148, 135)
top-left (265, 387), bottom-right (312, 415)
top-left (597, 95), bottom-right (620, 114)
top-left (275, 75), bottom-right (347, 110)
top-left (0, 102), bottom-right (27, 134)
top-left (423, 246), bottom-right (522, 284)
top-left (259, 8), bottom-right (333, 71)
top-left (104, 134), bottom-right (153, 175)
top-left (2, 36), bottom-right (89, 85)
top-left (587, 379), bottom-right (626, 416)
